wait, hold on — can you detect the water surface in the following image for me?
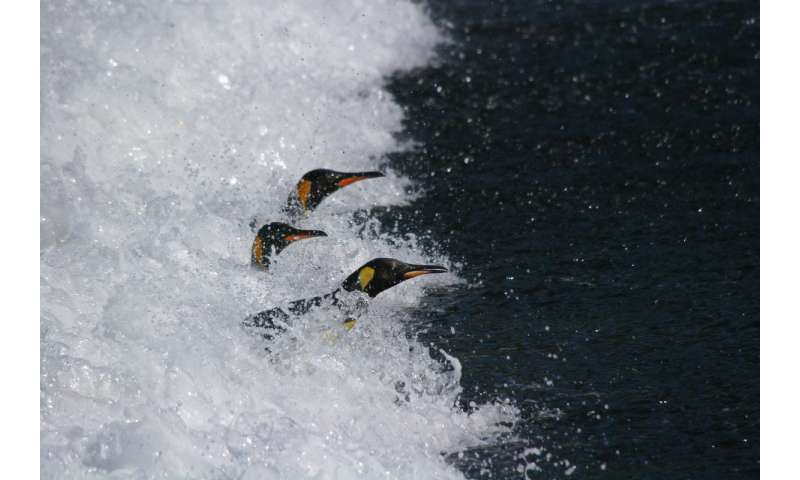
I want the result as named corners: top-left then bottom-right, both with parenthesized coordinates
top-left (384, 0), bottom-right (759, 477)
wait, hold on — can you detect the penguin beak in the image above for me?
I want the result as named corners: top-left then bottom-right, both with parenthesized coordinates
top-left (284, 230), bottom-right (327, 243)
top-left (402, 264), bottom-right (448, 279)
top-left (335, 171), bottom-right (384, 188)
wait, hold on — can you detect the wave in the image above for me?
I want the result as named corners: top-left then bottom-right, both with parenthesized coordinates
top-left (41, 1), bottom-right (517, 478)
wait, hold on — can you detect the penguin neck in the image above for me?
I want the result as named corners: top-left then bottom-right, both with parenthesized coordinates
top-left (283, 191), bottom-right (317, 220)
top-left (251, 259), bottom-right (271, 271)
top-left (282, 196), bottom-right (304, 220)
top-left (251, 243), bottom-right (286, 271)
top-left (244, 288), bottom-right (369, 338)
top-left (286, 288), bottom-right (369, 316)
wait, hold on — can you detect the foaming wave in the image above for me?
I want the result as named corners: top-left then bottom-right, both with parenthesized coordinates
top-left (41, 1), bottom-right (517, 478)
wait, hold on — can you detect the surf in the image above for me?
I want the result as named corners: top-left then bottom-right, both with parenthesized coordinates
top-left (40, 1), bottom-right (517, 477)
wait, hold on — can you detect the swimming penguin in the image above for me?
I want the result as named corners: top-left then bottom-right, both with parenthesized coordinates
top-left (284, 169), bottom-right (384, 219)
top-left (243, 258), bottom-right (447, 337)
top-left (251, 222), bottom-right (327, 271)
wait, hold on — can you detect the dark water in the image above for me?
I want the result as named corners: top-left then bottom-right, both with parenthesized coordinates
top-left (381, 0), bottom-right (759, 478)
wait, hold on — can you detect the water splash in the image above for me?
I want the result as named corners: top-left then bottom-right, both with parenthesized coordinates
top-left (41, 1), bottom-right (517, 478)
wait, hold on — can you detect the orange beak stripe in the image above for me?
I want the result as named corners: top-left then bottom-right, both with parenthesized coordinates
top-left (336, 176), bottom-right (370, 188)
top-left (403, 270), bottom-right (435, 279)
top-left (284, 233), bottom-right (314, 242)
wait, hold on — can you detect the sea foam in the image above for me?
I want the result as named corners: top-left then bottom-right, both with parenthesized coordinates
top-left (41, 1), bottom-right (516, 478)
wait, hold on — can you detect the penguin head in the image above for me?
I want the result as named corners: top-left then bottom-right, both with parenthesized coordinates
top-left (290, 169), bottom-right (384, 213)
top-left (341, 258), bottom-right (448, 298)
top-left (251, 222), bottom-right (327, 269)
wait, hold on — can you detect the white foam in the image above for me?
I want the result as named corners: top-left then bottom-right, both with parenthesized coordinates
top-left (41, 1), bottom-right (517, 478)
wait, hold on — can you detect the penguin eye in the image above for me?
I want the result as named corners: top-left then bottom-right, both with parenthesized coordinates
top-left (358, 266), bottom-right (375, 290)
top-left (297, 180), bottom-right (312, 209)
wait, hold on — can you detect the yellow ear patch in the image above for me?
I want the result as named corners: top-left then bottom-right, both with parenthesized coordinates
top-left (359, 266), bottom-right (375, 290)
top-left (297, 180), bottom-right (312, 210)
top-left (252, 238), bottom-right (264, 264)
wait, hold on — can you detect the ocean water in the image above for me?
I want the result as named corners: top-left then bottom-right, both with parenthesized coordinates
top-left (41, 0), bottom-right (760, 478)
top-left (40, 1), bottom-right (516, 478)
top-left (385, 0), bottom-right (759, 478)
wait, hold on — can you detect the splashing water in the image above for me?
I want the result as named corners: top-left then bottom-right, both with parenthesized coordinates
top-left (41, 1), bottom-right (517, 478)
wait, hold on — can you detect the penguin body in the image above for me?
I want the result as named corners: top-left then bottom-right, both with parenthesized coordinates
top-left (243, 258), bottom-right (447, 338)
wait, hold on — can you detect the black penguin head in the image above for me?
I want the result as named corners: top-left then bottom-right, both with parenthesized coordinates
top-left (251, 222), bottom-right (327, 270)
top-left (341, 258), bottom-right (448, 298)
top-left (289, 169), bottom-right (384, 213)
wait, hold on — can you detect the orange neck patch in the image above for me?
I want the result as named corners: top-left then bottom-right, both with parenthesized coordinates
top-left (297, 179), bottom-right (312, 210)
top-left (252, 238), bottom-right (264, 265)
